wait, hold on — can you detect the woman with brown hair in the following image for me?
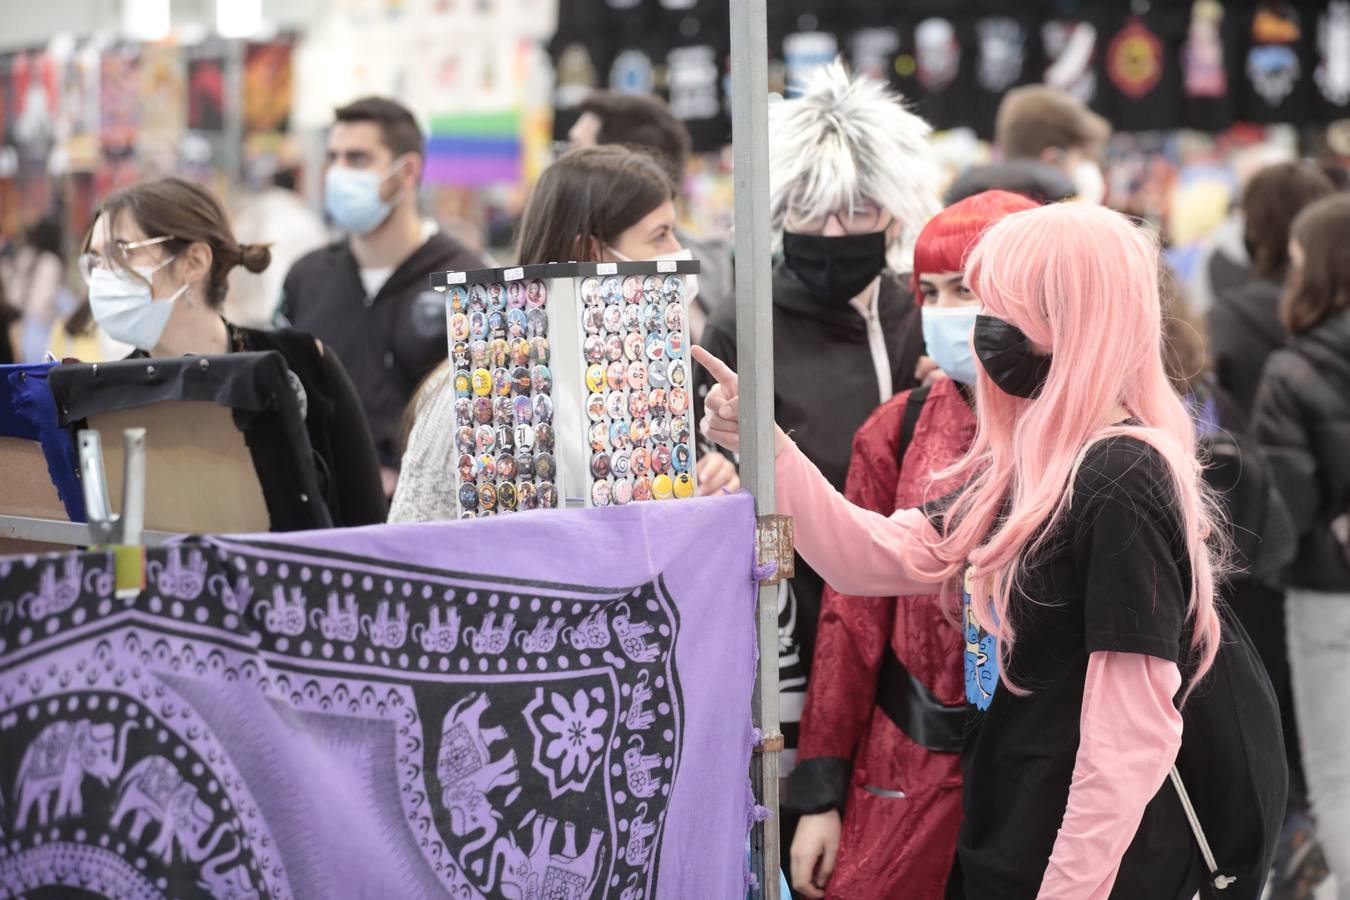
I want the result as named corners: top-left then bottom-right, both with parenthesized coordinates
top-left (1207, 162), bottom-right (1335, 415)
top-left (1252, 194), bottom-right (1350, 899)
top-left (388, 145), bottom-right (738, 521)
top-left (80, 176), bottom-right (386, 527)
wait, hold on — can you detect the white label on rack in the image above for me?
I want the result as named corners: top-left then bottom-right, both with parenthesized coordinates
top-left (446, 272), bottom-right (467, 284)
top-left (596, 263), bottom-right (618, 275)
top-left (504, 267), bottom-right (525, 281)
top-left (656, 260), bottom-right (678, 273)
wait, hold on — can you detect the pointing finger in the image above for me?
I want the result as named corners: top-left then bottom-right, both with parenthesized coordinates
top-left (691, 345), bottom-right (739, 396)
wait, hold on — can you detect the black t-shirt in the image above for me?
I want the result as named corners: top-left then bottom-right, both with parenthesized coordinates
top-left (952, 436), bottom-right (1204, 898)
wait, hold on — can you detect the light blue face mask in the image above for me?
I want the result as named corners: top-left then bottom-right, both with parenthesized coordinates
top-left (324, 158), bottom-right (406, 235)
top-left (921, 305), bottom-right (981, 385)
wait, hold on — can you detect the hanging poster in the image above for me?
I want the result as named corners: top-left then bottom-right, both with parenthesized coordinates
top-left (99, 45), bottom-right (140, 153)
top-left (1241, 2), bottom-right (1313, 123)
top-left (187, 45), bottom-right (226, 133)
top-left (0, 494), bottom-right (758, 899)
top-left (1043, 19), bottom-right (1098, 104)
top-left (243, 40), bottom-right (293, 135)
top-left (1314, 1), bottom-right (1350, 118)
top-left (139, 45), bottom-right (186, 142)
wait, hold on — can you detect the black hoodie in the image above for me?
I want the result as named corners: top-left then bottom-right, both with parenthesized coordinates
top-left (1208, 275), bottom-right (1286, 417)
top-left (280, 232), bottom-right (487, 468)
top-left (1251, 306), bottom-right (1350, 591)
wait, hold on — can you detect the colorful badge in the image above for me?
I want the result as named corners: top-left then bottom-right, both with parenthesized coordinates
top-left (601, 276), bottom-right (623, 304)
top-left (454, 396), bottom-right (471, 423)
top-left (450, 313), bottom-right (470, 341)
top-left (513, 394), bottom-right (533, 423)
top-left (507, 282), bottom-right (526, 309)
top-left (611, 448), bottom-right (632, 476)
top-left (581, 277), bottom-right (602, 307)
top-left (527, 309), bottom-right (549, 338)
top-left (538, 482), bottom-right (558, 508)
top-left (622, 275), bottom-right (643, 301)
top-left (644, 304), bottom-right (664, 333)
top-left (535, 423), bottom-right (555, 451)
top-left (498, 481), bottom-right (519, 510)
top-left (488, 312), bottom-right (507, 338)
top-left (630, 418), bottom-right (650, 443)
top-left (515, 423), bottom-right (536, 451)
top-left (604, 334), bottom-right (625, 362)
top-left (478, 453), bottom-right (497, 480)
top-left (470, 340), bottom-right (489, 368)
top-left (529, 337), bottom-right (550, 366)
top-left (495, 452), bottom-right (517, 481)
top-left (472, 396), bottom-right (493, 424)
top-left (518, 481), bottom-right (538, 510)
top-left (591, 452), bottom-right (612, 479)
top-left (623, 303), bottom-right (643, 331)
top-left (491, 338), bottom-right (511, 373)
top-left (603, 304), bottom-right (623, 332)
top-left (606, 361), bottom-right (627, 391)
top-left (495, 424), bottom-right (515, 454)
top-left (457, 452), bottom-right (476, 480)
top-left (531, 364), bottom-right (553, 393)
top-left (492, 367), bottom-right (512, 396)
top-left (589, 421), bottom-right (609, 451)
top-left (652, 473), bottom-right (674, 500)
top-left (673, 442), bottom-right (692, 473)
top-left (662, 275), bottom-right (684, 301)
top-left (493, 395), bottom-right (513, 425)
top-left (668, 360), bottom-right (687, 386)
top-left (584, 306), bottom-right (604, 334)
top-left (535, 452), bottom-right (557, 481)
top-left (628, 390), bottom-right (649, 418)
top-left (674, 472), bottom-right (695, 498)
top-left (612, 478), bottom-right (633, 505)
top-left (631, 447), bottom-right (652, 477)
top-left (605, 392), bottom-right (627, 420)
top-left (632, 476), bottom-right (653, 501)
top-left (645, 332), bottom-right (666, 361)
top-left (666, 332), bottom-right (684, 359)
top-left (624, 333), bottom-right (645, 361)
top-left (507, 308), bottom-right (528, 337)
top-left (669, 386), bottom-right (689, 414)
top-left (511, 366), bottom-right (531, 395)
top-left (647, 359), bottom-right (669, 388)
top-left (516, 450), bottom-right (535, 479)
top-left (472, 369), bottom-right (492, 396)
top-left (665, 302), bottom-right (684, 332)
top-left (626, 361), bottom-right (648, 390)
top-left (588, 393), bottom-right (606, 421)
top-left (479, 483), bottom-right (498, 510)
top-left (592, 480), bottom-right (612, 507)
top-left (584, 336), bottom-right (606, 364)
top-left (652, 445), bottom-right (672, 475)
top-left (468, 284), bottom-right (489, 311)
top-left (487, 283), bottom-right (507, 312)
top-left (533, 394), bottom-right (554, 423)
top-left (526, 279), bottom-right (547, 308)
top-left (456, 425), bottom-right (475, 453)
top-left (448, 285), bottom-right (470, 312)
top-left (453, 374), bottom-right (470, 402)
top-left (586, 364), bottom-right (606, 393)
top-left (672, 417), bottom-right (691, 444)
top-left (610, 420), bottom-right (631, 450)
top-left (459, 483), bottom-right (479, 511)
top-left (648, 388), bottom-right (667, 414)
top-left (452, 342), bottom-right (471, 370)
top-left (470, 311), bottom-right (488, 340)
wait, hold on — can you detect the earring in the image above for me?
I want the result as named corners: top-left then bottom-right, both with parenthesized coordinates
top-left (185, 287), bottom-right (194, 308)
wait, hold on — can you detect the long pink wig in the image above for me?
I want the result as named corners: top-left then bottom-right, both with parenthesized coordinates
top-left (902, 202), bottom-right (1227, 696)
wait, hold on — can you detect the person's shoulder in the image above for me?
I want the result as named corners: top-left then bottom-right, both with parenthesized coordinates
top-left (285, 241), bottom-right (348, 282)
top-left (1073, 434), bottom-right (1175, 510)
top-left (422, 231), bottom-right (491, 275)
top-left (855, 391), bottom-right (911, 443)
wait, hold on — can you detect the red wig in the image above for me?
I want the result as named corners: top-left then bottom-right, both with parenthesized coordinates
top-left (911, 189), bottom-right (1041, 295)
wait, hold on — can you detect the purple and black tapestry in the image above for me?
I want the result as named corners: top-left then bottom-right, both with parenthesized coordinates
top-left (0, 493), bottom-right (758, 899)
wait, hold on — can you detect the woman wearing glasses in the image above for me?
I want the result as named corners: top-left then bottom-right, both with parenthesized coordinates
top-left (79, 176), bottom-right (386, 527)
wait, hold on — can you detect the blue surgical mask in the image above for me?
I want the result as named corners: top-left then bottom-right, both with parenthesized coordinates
top-left (324, 158), bottom-right (405, 235)
top-left (921, 305), bottom-right (981, 385)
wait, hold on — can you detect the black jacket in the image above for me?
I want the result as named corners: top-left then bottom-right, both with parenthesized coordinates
top-left (1250, 307), bottom-right (1350, 591)
top-left (1208, 275), bottom-right (1286, 417)
top-left (944, 159), bottom-right (1077, 205)
top-left (279, 232), bottom-right (487, 467)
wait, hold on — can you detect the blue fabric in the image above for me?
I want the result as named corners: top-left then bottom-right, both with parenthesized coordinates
top-left (0, 363), bottom-right (85, 521)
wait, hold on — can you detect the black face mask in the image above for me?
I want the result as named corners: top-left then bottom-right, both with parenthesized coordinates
top-left (973, 315), bottom-right (1053, 399)
top-left (781, 229), bottom-right (888, 306)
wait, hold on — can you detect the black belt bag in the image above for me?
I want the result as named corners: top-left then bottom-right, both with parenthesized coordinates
top-left (875, 644), bottom-right (967, 754)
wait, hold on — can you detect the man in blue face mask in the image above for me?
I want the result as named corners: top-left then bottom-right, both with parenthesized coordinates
top-left (280, 97), bottom-right (488, 495)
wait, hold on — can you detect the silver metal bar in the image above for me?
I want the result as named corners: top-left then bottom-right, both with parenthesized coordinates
top-left (78, 429), bottom-right (116, 544)
top-left (120, 428), bottom-right (147, 548)
top-left (0, 515), bottom-right (176, 548)
top-left (728, 0), bottom-right (780, 895)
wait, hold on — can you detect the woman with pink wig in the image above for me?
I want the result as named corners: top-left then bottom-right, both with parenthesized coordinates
top-left (695, 202), bottom-right (1283, 898)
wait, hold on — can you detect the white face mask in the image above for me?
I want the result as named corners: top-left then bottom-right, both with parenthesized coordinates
top-left (1070, 159), bottom-right (1106, 205)
top-left (606, 245), bottom-right (701, 301)
top-left (88, 256), bottom-right (187, 351)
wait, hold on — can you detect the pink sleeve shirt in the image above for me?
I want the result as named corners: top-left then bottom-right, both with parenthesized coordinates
top-left (772, 438), bottom-right (1186, 895)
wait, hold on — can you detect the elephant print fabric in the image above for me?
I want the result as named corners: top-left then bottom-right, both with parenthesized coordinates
top-left (0, 494), bottom-right (759, 899)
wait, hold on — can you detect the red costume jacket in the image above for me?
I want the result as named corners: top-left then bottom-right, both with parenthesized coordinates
top-left (786, 376), bottom-right (976, 900)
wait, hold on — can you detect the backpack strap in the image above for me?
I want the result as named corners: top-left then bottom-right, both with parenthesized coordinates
top-left (896, 383), bottom-right (934, 467)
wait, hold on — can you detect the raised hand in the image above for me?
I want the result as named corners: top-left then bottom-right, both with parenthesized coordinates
top-left (692, 345), bottom-right (742, 452)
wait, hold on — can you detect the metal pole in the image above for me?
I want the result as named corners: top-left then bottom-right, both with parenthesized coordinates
top-left (728, 0), bottom-right (780, 897)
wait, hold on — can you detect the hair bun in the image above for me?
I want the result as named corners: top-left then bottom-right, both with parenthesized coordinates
top-left (238, 243), bottom-right (272, 274)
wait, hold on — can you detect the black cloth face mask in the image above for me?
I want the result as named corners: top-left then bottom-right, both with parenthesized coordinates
top-left (781, 229), bottom-right (888, 306)
top-left (973, 314), bottom-right (1053, 399)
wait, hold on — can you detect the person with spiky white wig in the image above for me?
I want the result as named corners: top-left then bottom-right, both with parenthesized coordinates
top-left (692, 56), bottom-right (940, 877)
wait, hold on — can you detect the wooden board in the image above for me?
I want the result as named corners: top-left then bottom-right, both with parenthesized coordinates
top-left (0, 436), bottom-right (71, 554)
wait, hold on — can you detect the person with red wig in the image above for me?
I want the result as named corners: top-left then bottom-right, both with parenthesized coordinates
top-left (786, 190), bottom-right (1038, 900)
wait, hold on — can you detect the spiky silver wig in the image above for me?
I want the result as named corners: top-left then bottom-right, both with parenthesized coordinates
top-left (769, 60), bottom-right (940, 258)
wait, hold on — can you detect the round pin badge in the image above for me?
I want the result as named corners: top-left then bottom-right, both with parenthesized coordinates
top-left (506, 282), bottom-right (526, 309)
top-left (526, 279), bottom-right (547, 308)
top-left (468, 284), bottom-right (489, 311)
top-left (538, 482), bottom-right (558, 508)
top-left (645, 332), bottom-right (666, 361)
top-left (602, 304), bottom-right (623, 332)
top-left (674, 472), bottom-right (694, 498)
top-left (626, 361), bottom-right (648, 390)
top-left (624, 333), bottom-right (645, 361)
top-left (457, 452), bottom-right (476, 480)
top-left (604, 334), bottom-right (624, 362)
top-left (448, 285), bottom-right (470, 312)
top-left (533, 393), bottom-right (554, 424)
top-left (665, 302), bottom-right (683, 332)
top-left (672, 416), bottom-right (691, 444)
top-left (586, 364), bottom-right (606, 393)
top-left (622, 275), bottom-right (642, 301)
top-left (628, 390), bottom-right (649, 418)
top-left (470, 340), bottom-right (488, 368)
top-left (648, 388), bottom-right (667, 414)
top-left (488, 312), bottom-right (507, 338)
top-left (511, 366), bottom-right (531, 395)
top-left (601, 276), bottom-right (623, 304)
top-left (652, 473), bottom-right (674, 500)
top-left (591, 452), bottom-right (612, 479)
top-left (663, 275), bottom-right (684, 300)
top-left (580, 277), bottom-right (601, 307)
top-left (498, 481), bottom-right (518, 510)
top-left (666, 331), bottom-right (684, 359)
top-left (669, 360), bottom-right (687, 386)
top-left (517, 481), bottom-right (538, 510)
top-left (511, 339), bottom-right (531, 367)
top-left (497, 452), bottom-right (518, 481)
top-left (479, 483), bottom-right (498, 510)
top-left (513, 394), bottom-right (533, 423)
top-left (529, 337), bottom-right (550, 365)
top-left (609, 420), bottom-right (631, 450)
top-left (535, 422), bottom-right (555, 451)
top-left (531, 364), bottom-right (553, 393)
top-left (492, 367), bottom-right (511, 396)
top-left (515, 423), bottom-right (536, 451)
top-left (489, 339), bottom-right (509, 368)
top-left (648, 416), bottom-right (669, 444)
top-left (642, 304), bottom-right (663, 333)
top-left (488, 283), bottom-right (507, 312)
top-left (527, 308), bottom-right (549, 337)
top-left (611, 447), bottom-right (632, 476)
top-left (606, 361), bottom-right (627, 391)
top-left (631, 447), bottom-right (652, 477)
top-left (592, 479), bottom-right (612, 507)
top-left (535, 452), bottom-right (557, 481)
top-left (630, 418), bottom-right (649, 443)
top-left (622, 303), bottom-right (642, 331)
top-left (495, 424), bottom-right (514, 454)
top-left (450, 313), bottom-right (470, 341)
top-left (632, 476), bottom-right (653, 501)
top-left (584, 306), bottom-right (604, 334)
top-left (472, 369), bottom-right (492, 396)
top-left (669, 386), bottom-right (689, 414)
top-left (470, 311), bottom-right (488, 340)
top-left (647, 359), bottom-right (668, 388)
top-left (584, 335), bottom-right (605, 364)
top-left (478, 453), bottom-right (497, 479)
top-left (454, 396), bottom-right (471, 423)
top-left (606, 392), bottom-right (628, 420)
top-left (470, 396), bottom-right (492, 424)
top-left (516, 449), bottom-right (535, 479)
top-left (643, 275), bottom-right (663, 294)
top-left (458, 483), bottom-right (479, 511)
top-left (589, 421), bottom-right (609, 451)
top-left (452, 341), bottom-right (470, 369)
top-left (456, 425), bottom-right (475, 454)
top-left (507, 308), bottom-right (528, 337)
top-left (454, 373), bottom-right (472, 398)
top-left (652, 444), bottom-right (672, 474)
top-left (673, 443), bottom-right (692, 473)
top-left (612, 478), bottom-right (633, 505)
top-left (587, 393), bottom-right (606, 422)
